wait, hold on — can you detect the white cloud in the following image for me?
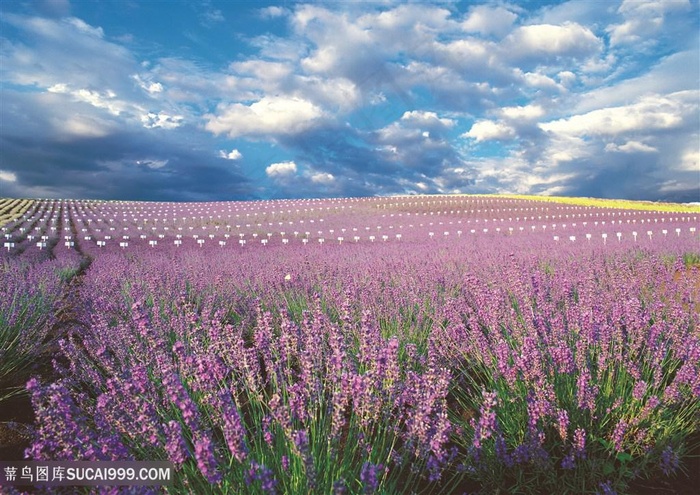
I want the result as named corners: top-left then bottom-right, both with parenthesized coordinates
top-left (604, 141), bottom-right (658, 153)
top-left (147, 82), bottom-right (163, 94)
top-left (310, 172), bottom-right (334, 184)
top-left (500, 104), bottom-right (545, 120)
top-left (462, 5), bottom-right (518, 36)
top-left (294, 76), bottom-right (360, 111)
top-left (65, 18), bottom-right (104, 38)
top-left (266, 161), bottom-right (297, 177)
top-left (608, 0), bottom-right (692, 46)
top-left (515, 69), bottom-right (565, 92)
top-left (400, 110), bottom-right (455, 129)
top-left (0, 170), bottom-right (18, 182)
top-left (572, 50), bottom-right (699, 114)
top-left (140, 112), bottom-right (184, 129)
top-left (369, 4), bottom-right (452, 32)
top-left (505, 22), bottom-right (602, 58)
top-left (259, 6), bottom-right (288, 18)
top-left (47, 83), bottom-right (129, 116)
top-left (2, 14), bottom-right (134, 90)
top-left (205, 96), bottom-right (326, 138)
top-left (377, 110), bottom-right (454, 145)
top-left (230, 60), bottom-right (293, 82)
top-left (369, 92), bottom-right (386, 105)
top-left (463, 120), bottom-right (516, 142)
top-left (219, 149), bottom-right (242, 160)
top-left (539, 92), bottom-right (692, 137)
top-left (132, 74), bottom-right (164, 94)
top-left (558, 71), bottom-right (577, 87)
top-left (679, 148), bottom-right (700, 172)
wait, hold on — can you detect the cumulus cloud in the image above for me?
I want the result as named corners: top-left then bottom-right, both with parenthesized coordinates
top-left (140, 112), bottom-right (184, 130)
top-left (372, 109), bottom-right (467, 182)
top-left (679, 148), bottom-right (700, 172)
top-left (463, 120), bottom-right (516, 142)
top-left (604, 141), bottom-right (658, 153)
top-left (608, 0), bottom-right (692, 46)
top-left (47, 84), bottom-right (129, 116)
top-left (505, 22), bottom-right (602, 60)
top-left (219, 149), bottom-right (242, 160)
top-left (462, 5), bottom-right (517, 37)
top-left (259, 6), bottom-right (288, 19)
top-left (132, 74), bottom-right (164, 95)
top-left (400, 110), bottom-right (455, 129)
top-left (205, 96), bottom-right (327, 138)
top-left (266, 161), bottom-right (298, 178)
top-left (230, 59), bottom-right (293, 82)
top-left (539, 92), bottom-right (693, 136)
top-left (0, 170), bottom-right (18, 182)
top-left (1, 14), bottom-right (133, 90)
top-left (310, 171), bottom-right (334, 184)
top-left (500, 104), bottom-right (545, 120)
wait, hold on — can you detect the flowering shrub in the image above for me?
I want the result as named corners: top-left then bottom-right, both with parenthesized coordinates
top-left (0, 256), bottom-right (78, 403)
top-left (438, 251), bottom-right (700, 493)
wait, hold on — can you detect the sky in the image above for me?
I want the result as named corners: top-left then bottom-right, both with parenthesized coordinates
top-left (1, 0), bottom-right (698, 202)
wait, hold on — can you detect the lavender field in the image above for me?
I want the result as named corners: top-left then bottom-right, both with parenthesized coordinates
top-left (1, 195), bottom-right (699, 494)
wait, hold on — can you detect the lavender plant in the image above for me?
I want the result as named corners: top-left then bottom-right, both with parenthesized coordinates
top-left (440, 250), bottom-right (700, 494)
top-left (0, 257), bottom-right (71, 403)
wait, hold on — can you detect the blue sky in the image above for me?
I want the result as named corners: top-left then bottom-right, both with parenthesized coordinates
top-left (1, 0), bottom-right (698, 202)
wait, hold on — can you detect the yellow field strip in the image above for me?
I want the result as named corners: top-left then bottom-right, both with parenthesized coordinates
top-left (481, 194), bottom-right (700, 213)
top-left (0, 198), bottom-right (35, 228)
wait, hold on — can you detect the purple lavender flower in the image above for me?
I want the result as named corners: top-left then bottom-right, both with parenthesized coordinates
top-left (360, 462), bottom-right (382, 494)
top-left (495, 433), bottom-right (513, 467)
top-left (561, 453), bottom-right (575, 469)
top-left (577, 369), bottom-right (597, 411)
top-left (556, 409), bottom-right (569, 442)
top-left (596, 480), bottom-right (617, 495)
top-left (333, 478), bottom-right (348, 495)
top-left (659, 445), bottom-right (680, 476)
top-left (194, 434), bottom-right (222, 484)
top-left (632, 380), bottom-right (647, 401)
top-left (164, 420), bottom-right (188, 468)
top-left (611, 419), bottom-right (627, 452)
top-left (573, 427), bottom-right (587, 459)
top-left (472, 390), bottom-right (498, 449)
top-left (245, 461), bottom-right (278, 494)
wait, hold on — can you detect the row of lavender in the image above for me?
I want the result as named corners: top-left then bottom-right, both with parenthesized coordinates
top-left (21, 224), bottom-right (700, 493)
top-left (0, 199), bottom-right (84, 408)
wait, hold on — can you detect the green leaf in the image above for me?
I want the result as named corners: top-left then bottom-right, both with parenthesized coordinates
top-left (603, 462), bottom-right (615, 476)
top-left (616, 452), bottom-right (632, 463)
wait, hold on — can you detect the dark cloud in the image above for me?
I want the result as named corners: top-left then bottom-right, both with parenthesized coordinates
top-left (0, 92), bottom-right (252, 201)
